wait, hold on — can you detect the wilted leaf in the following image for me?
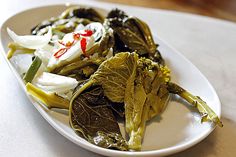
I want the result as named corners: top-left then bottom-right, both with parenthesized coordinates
top-left (70, 85), bottom-right (128, 150)
top-left (91, 52), bottom-right (138, 102)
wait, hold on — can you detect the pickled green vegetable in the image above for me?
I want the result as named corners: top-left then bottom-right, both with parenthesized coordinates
top-left (23, 56), bottom-right (42, 83)
top-left (167, 82), bottom-right (223, 127)
top-left (7, 42), bottom-right (34, 59)
top-left (26, 83), bottom-right (69, 109)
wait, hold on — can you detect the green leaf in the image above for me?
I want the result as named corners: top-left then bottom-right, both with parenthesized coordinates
top-left (70, 85), bottom-right (128, 150)
top-left (62, 7), bottom-right (104, 23)
top-left (106, 10), bottom-right (165, 64)
top-left (91, 52), bottom-right (138, 102)
top-left (124, 17), bottom-right (157, 53)
top-left (115, 27), bottom-right (151, 55)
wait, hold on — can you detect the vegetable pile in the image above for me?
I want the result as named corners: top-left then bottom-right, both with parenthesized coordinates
top-left (7, 7), bottom-right (223, 151)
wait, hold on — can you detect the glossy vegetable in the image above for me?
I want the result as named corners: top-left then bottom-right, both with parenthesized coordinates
top-left (26, 83), bottom-right (70, 109)
top-left (70, 51), bottom-right (222, 150)
top-left (69, 52), bottom-right (170, 150)
top-left (106, 9), bottom-right (164, 64)
top-left (7, 27), bottom-right (52, 49)
top-left (23, 56), bottom-right (42, 83)
top-left (167, 82), bottom-right (223, 127)
top-left (33, 72), bottom-right (78, 99)
top-left (70, 85), bottom-right (128, 150)
top-left (7, 42), bottom-right (34, 59)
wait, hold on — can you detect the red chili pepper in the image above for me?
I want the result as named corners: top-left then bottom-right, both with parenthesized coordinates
top-left (54, 48), bottom-right (68, 58)
top-left (80, 37), bottom-right (87, 56)
top-left (80, 30), bottom-right (93, 37)
top-left (54, 30), bottom-right (93, 59)
top-left (56, 40), bottom-right (75, 58)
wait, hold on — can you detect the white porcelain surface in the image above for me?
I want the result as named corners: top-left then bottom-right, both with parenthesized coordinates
top-left (0, 1), bottom-right (235, 157)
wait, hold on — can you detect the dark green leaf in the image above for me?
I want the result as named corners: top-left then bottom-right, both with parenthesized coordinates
top-left (61, 7), bottom-right (104, 23)
top-left (91, 52), bottom-right (138, 102)
top-left (124, 17), bottom-right (157, 53)
top-left (107, 8), bottom-right (128, 19)
top-left (70, 85), bottom-right (128, 150)
top-left (115, 27), bottom-right (151, 55)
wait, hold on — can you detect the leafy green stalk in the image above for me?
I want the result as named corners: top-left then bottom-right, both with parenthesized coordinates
top-left (55, 58), bottom-right (104, 75)
top-left (167, 82), bottom-right (223, 127)
top-left (128, 101), bottom-right (148, 150)
top-left (23, 56), bottom-right (42, 83)
top-left (127, 61), bottom-right (170, 150)
top-left (7, 42), bottom-right (34, 59)
top-left (26, 83), bottom-right (69, 109)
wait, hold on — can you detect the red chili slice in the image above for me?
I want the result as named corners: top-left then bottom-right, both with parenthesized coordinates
top-left (80, 37), bottom-right (87, 56)
top-left (80, 30), bottom-right (93, 37)
top-left (54, 48), bottom-right (68, 58)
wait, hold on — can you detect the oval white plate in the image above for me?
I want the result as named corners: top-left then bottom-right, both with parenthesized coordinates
top-left (0, 4), bottom-right (221, 157)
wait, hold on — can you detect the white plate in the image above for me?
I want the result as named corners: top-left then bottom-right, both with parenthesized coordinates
top-left (0, 4), bottom-right (221, 157)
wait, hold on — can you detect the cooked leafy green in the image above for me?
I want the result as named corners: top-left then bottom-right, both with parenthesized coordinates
top-left (31, 7), bottom-right (104, 35)
top-left (7, 42), bottom-right (34, 59)
top-left (115, 27), bottom-right (151, 54)
top-left (69, 52), bottom-right (170, 150)
top-left (61, 7), bottom-right (104, 23)
top-left (167, 82), bottom-right (223, 127)
top-left (70, 85), bottom-right (128, 150)
top-left (106, 9), bottom-right (164, 64)
top-left (26, 83), bottom-right (70, 109)
top-left (69, 52), bottom-right (140, 150)
top-left (91, 52), bottom-right (138, 102)
top-left (52, 58), bottom-right (104, 76)
top-left (124, 57), bottom-right (170, 150)
top-left (69, 51), bottom-right (222, 150)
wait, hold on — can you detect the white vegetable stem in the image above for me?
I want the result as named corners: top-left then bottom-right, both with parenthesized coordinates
top-left (7, 27), bottom-right (52, 49)
top-left (33, 72), bottom-right (78, 94)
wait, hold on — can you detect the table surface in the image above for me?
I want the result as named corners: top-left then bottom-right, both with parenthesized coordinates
top-left (101, 0), bottom-right (236, 22)
top-left (0, 0), bottom-right (236, 157)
